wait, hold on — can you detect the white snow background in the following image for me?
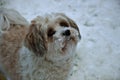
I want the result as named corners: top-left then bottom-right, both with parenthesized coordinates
top-left (0, 0), bottom-right (120, 80)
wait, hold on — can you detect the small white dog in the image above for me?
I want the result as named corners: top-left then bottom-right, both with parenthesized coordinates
top-left (0, 8), bottom-right (81, 80)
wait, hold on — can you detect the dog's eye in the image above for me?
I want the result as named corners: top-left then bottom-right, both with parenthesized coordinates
top-left (47, 28), bottom-right (56, 37)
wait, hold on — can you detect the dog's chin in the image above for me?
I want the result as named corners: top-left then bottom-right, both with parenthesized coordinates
top-left (61, 38), bottom-right (72, 54)
top-left (47, 36), bottom-right (78, 62)
top-left (55, 36), bottom-right (77, 55)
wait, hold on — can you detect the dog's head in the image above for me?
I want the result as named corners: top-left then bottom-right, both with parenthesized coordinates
top-left (25, 13), bottom-right (81, 61)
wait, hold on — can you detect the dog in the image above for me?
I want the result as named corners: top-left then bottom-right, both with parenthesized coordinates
top-left (0, 8), bottom-right (29, 80)
top-left (0, 8), bottom-right (81, 80)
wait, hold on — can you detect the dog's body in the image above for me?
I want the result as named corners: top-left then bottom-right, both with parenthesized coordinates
top-left (19, 46), bottom-right (72, 80)
top-left (0, 8), bottom-right (29, 80)
top-left (0, 8), bottom-right (81, 80)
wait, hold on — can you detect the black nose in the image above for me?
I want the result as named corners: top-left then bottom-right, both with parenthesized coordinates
top-left (63, 29), bottom-right (71, 36)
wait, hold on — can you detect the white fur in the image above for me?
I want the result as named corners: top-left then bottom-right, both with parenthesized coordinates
top-left (0, 10), bottom-right (80, 80)
top-left (18, 13), bottom-right (80, 80)
top-left (19, 46), bottom-right (74, 80)
top-left (19, 27), bottom-right (79, 80)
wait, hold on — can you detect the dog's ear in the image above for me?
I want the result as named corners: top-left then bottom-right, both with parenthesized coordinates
top-left (24, 20), bottom-right (47, 56)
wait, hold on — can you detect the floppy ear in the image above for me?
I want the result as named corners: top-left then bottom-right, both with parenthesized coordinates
top-left (24, 20), bottom-right (47, 56)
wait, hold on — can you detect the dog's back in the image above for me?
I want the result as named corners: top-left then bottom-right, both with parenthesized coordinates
top-left (0, 8), bottom-right (29, 80)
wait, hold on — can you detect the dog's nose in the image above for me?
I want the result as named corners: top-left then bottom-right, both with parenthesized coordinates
top-left (62, 29), bottom-right (71, 36)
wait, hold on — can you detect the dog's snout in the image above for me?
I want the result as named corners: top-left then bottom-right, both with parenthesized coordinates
top-left (62, 29), bottom-right (71, 36)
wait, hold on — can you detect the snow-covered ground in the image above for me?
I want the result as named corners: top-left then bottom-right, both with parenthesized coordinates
top-left (1, 0), bottom-right (120, 80)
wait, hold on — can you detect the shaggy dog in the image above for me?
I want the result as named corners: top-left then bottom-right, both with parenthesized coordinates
top-left (0, 8), bottom-right (81, 80)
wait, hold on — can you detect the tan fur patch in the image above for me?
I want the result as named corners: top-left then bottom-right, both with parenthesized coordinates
top-left (25, 23), bottom-right (47, 56)
top-left (0, 25), bottom-right (27, 80)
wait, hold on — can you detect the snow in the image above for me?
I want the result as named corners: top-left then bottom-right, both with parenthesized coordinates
top-left (1, 0), bottom-right (120, 80)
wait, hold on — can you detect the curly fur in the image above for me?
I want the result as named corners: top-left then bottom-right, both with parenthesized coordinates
top-left (0, 8), bottom-right (81, 80)
top-left (19, 13), bottom-right (81, 80)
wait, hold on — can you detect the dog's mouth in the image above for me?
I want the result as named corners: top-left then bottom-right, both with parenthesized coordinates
top-left (61, 37), bottom-right (72, 54)
top-left (61, 41), bottom-right (67, 53)
top-left (53, 31), bottom-right (79, 54)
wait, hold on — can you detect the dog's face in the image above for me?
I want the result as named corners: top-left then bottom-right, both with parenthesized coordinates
top-left (25, 13), bottom-right (81, 62)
